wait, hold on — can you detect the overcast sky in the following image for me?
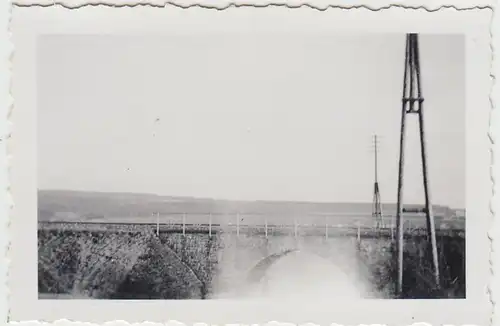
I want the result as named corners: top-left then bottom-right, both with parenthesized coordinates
top-left (37, 34), bottom-right (465, 208)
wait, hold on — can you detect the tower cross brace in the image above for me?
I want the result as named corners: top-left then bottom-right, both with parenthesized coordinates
top-left (395, 34), bottom-right (440, 296)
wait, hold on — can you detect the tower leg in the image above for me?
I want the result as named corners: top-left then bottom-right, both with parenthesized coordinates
top-left (418, 107), bottom-right (440, 291)
top-left (395, 36), bottom-right (410, 298)
top-left (413, 34), bottom-right (441, 292)
top-left (395, 104), bottom-right (407, 297)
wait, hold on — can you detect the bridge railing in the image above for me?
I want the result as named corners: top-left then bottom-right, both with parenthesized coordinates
top-left (39, 211), bottom-right (465, 239)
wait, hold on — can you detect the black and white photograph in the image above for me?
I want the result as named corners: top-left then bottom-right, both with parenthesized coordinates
top-left (36, 32), bottom-right (465, 300)
top-left (7, 4), bottom-right (493, 325)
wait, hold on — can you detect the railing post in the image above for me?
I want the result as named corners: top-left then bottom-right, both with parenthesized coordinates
top-left (156, 212), bottom-right (159, 236)
top-left (209, 213), bottom-right (212, 237)
top-left (325, 216), bottom-right (328, 240)
top-left (265, 217), bottom-right (268, 238)
top-left (182, 213), bottom-right (186, 236)
top-left (357, 223), bottom-right (361, 244)
top-left (236, 213), bottom-right (240, 237)
top-left (294, 217), bottom-right (298, 239)
top-left (391, 216), bottom-right (394, 241)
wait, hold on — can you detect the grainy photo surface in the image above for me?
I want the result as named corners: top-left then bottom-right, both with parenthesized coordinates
top-left (37, 33), bottom-right (465, 300)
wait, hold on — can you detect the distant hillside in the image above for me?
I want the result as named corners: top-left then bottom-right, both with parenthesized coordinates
top-left (38, 189), bottom-right (461, 223)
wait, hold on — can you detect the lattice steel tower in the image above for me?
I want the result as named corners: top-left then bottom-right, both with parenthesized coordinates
top-left (395, 34), bottom-right (440, 296)
top-left (372, 135), bottom-right (384, 229)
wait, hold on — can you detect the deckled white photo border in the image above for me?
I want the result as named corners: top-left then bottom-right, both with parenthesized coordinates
top-left (8, 0), bottom-right (496, 13)
top-left (1, 3), bottom-right (498, 326)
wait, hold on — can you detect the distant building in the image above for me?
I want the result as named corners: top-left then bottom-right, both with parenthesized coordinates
top-left (452, 209), bottom-right (466, 219)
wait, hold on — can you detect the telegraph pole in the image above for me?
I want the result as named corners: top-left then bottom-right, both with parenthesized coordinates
top-left (372, 135), bottom-right (384, 229)
top-left (395, 34), bottom-right (440, 296)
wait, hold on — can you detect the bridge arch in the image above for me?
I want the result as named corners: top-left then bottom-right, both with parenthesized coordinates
top-left (243, 249), bottom-right (373, 299)
top-left (246, 249), bottom-right (298, 284)
top-left (246, 248), bottom-right (352, 285)
top-left (113, 240), bottom-right (206, 299)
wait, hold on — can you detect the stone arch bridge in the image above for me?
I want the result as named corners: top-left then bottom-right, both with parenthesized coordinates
top-left (38, 221), bottom-right (464, 299)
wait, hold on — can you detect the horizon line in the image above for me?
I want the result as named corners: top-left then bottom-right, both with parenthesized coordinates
top-left (37, 188), bottom-right (465, 211)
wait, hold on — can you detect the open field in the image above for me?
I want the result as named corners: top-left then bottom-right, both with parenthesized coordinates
top-left (38, 190), bottom-right (465, 229)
